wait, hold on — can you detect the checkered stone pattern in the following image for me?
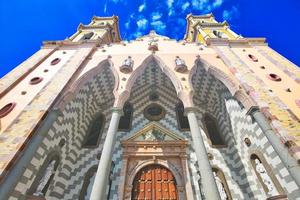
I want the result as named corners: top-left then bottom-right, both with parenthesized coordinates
top-left (191, 63), bottom-right (300, 199)
top-left (8, 66), bottom-right (116, 200)
top-left (107, 62), bottom-right (203, 200)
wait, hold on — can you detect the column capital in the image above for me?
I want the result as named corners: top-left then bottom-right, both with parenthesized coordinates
top-left (246, 106), bottom-right (260, 116)
top-left (184, 107), bottom-right (198, 114)
top-left (111, 107), bottom-right (123, 115)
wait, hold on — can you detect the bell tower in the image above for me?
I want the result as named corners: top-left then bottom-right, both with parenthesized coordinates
top-left (69, 15), bottom-right (121, 43)
top-left (184, 13), bottom-right (241, 44)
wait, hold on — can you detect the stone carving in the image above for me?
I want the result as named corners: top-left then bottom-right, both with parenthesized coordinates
top-left (254, 158), bottom-right (279, 196)
top-left (142, 129), bottom-right (165, 141)
top-left (213, 172), bottom-right (227, 200)
top-left (120, 56), bottom-right (134, 73)
top-left (33, 160), bottom-right (56, 196)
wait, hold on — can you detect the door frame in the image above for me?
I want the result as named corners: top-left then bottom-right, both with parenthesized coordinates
top-left (118, 140), bottom-right (194, 200)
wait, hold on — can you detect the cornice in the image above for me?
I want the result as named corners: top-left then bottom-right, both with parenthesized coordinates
top-left (78, 23), bottom-right (113, 31)
top-left (206, 37), bottom-right (267, 47)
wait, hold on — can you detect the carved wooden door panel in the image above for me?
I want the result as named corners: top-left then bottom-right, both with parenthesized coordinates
top-left (132, 165), bottom-right (178, 200)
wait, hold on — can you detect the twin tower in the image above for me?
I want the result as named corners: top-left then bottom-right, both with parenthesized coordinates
top-left (0, 14), bottom-right (300, 200)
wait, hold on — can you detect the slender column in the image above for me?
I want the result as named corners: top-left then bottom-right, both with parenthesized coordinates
top-left (250, 108), bottom-right (300, 188)
top-left (185, 108), bottom-right (221, 200)
top-left (90, 107), bottom-right (123, 200)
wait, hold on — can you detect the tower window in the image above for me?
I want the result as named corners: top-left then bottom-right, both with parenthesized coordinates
top-left (213, 30), bottom-right (223, 38)
top-left (83, 114), bottom-right (105, 147)
top-left (118, 102), bottom-right (133, 131)
top-left (176, 102), bottom-right (190, 131)
top-left (203, 114), bottom-right (225, 147)
top-left (81, 32), bottom-right (94, 40)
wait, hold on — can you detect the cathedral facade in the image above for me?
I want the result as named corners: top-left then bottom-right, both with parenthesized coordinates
top-left (0, 14), bottom-right (300, 200)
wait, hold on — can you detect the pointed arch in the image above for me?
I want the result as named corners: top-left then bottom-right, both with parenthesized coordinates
top-left (70, 59), bottom-right (119, 95)
top-left (125, 55), bottom-right (183, 95)
top-left (189, 58), bottom-right (239, 96)
top-left (55, 59), bottom-right (119, 111)
top-left (188, 57), bottom-right (257, 112)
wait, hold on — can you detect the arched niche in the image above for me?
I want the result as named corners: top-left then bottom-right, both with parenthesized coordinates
top-left (118, 102), bottom-right (133, 131)
top-left (202, 113), bottom-right (226, 148)
top-left (82, 113), bottom-right (105, 148)
top-left (55, 59), bottom-right (118, 111)
top-left (212, 167), bottom-right (232, 200)
top-left (79, 166), bottom-right (97, 200)
top-left (175, 101), bottom-right (190, 131)
top-left (27, 153), bottom-right (60, 198)
top-left (250, 153), bottom-right (286, 198)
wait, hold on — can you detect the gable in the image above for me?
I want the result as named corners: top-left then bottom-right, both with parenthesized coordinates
top-left (125, 122), bottom-right (184, 142)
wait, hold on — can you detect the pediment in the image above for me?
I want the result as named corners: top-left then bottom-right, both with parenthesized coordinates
top-left (125, 122), bottom-right (184, 142)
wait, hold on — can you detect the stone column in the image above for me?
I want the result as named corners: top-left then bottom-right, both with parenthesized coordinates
top-left (186, 108), bottom-right (221, 200)
top-left (90, 107), bottom-right (123, 200)
top-left (250, 108), bottom-right (300, 188)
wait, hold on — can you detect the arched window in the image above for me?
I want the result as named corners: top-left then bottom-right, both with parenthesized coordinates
top-left (28, 155), bottom-right (60, 198)
top-left (213, 30), bottom-right (222, 38)
top-left (212, 168), bottom-right (232, 200)
top-left (203, 114), bottom-right (225, 147)
top-left (79, 166), bottom-right (97, 200)
top-left (83, 114), bottom-right (105, 147)
top-left (118, 102), bottom-right (133, 131)
top-left (81, 32), bottom-right (94, 40)
top-left (175, 102), bottom-right (190, 131)
top-left (250, 154), bottom-right (285, 198)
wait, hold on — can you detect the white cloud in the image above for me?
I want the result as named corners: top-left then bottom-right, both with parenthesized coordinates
top-left (213, 0), bottom-right (223, 8)
top-left (151, 20), bottom-right (166, 33)
top-left (137, 18), bottom-right (148, 30)
top-left (151, 12), bottom-right (162, 21)
top-left (125, 20), bottom-right (130, 29)
top-left (133, 31), bottom-right (143, 38)
top-left (110, 0), bottom-right (123, 3)
top-left (138, 1), bottom-right (146, 12)
top-left (191, 0), bottom-right (208, 10)
top-left (168, 8), bottom-right (174, 16)
top-left (223, 6), bottom-right (239, 21)
top-left (181, 2), bottom-right (190, 11)
top-left (166, 0), bottom-right (174, 8)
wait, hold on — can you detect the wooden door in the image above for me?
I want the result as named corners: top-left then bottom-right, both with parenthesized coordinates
top-left (132, 164), bottom-right (178, 200)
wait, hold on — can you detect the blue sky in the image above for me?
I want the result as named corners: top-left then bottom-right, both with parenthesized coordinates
top-left (0, 0), bottom-right (300, 77)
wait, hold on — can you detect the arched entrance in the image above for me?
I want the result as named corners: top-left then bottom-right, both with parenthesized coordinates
top-left (132, 164), bottom-right (178, 200)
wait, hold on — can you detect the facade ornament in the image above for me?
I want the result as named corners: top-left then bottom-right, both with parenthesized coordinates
top-left (254, 158), bottom-right (279, 196)
top-left (33, 160), bottom-right (56, 196)
top-left (148, 39), bottom-right (158, 51)
top-left (120, 56), bottom-right (134, 73)
top-left (174, 56), bottom-right (188, 73)
top-left (213, 172), bottom-right (228, 200)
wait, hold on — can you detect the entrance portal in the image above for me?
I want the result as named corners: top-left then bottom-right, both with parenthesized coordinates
top-left (132, 164), bottom-right (178, 200)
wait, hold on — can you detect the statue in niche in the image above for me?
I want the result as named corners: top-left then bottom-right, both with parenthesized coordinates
top-left (213, 172), bottom-right (228, 200)
top-left (123, 56), bottom-right (133, 67)
top-left (254, 158), bottom-right (279, 196)
top-left (33, 160), bottom-right (56, 196)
